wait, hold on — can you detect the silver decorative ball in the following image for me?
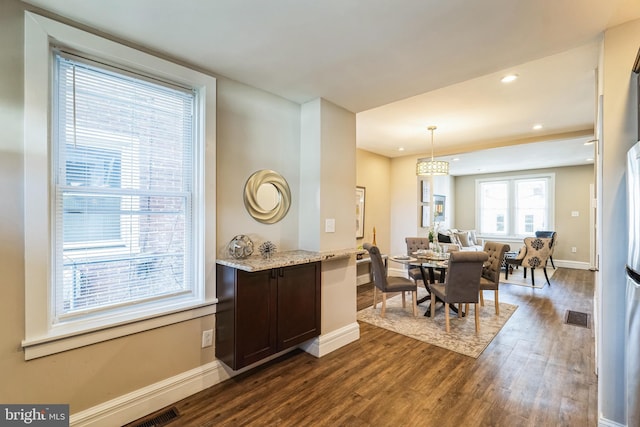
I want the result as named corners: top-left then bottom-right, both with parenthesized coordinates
top-left (228, 235), bottom-right (254, 259)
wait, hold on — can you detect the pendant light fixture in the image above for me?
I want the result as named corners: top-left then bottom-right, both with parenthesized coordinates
top-left (416, 125), bottom-right (449, 176)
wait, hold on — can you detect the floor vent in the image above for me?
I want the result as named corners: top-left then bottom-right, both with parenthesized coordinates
top-left (124, 406), bottom-right (179, 427)
top-left (565, 310), bottom-right (590, 328)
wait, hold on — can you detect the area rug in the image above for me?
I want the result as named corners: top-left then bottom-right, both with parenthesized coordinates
top-left (499, 266), bottom-right (556, 289)
top-left (357, 287), bottom-right (517, 358)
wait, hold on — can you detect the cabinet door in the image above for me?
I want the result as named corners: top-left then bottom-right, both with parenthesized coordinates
top-left (276, 262), bottom-right (321, 350)
top-left (236, 269), bottom-right (277, 368)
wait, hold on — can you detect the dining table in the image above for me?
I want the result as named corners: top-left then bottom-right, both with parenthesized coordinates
top-left (390, 252), bottom-right (457, 317)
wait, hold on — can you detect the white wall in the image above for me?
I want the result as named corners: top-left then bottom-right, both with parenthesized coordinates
top-left (599, 18), bottom-right (640, 425)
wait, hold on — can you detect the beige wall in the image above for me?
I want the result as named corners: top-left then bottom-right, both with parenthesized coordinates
top-left (384, 150), bottom-right (590, 262)
top-left (216, 78), bottom-right (301, 253)
top-left (301, 98), bottom-right (357, 336)
top-left (454, 164), bottom-right (594, 263)
top-left (388, 155), bottom-right (423, 255)
top-left (598, 17), bottom-right (640, 424)
top-left (0, 0), bottom-right (357, 416)
top-left (356, 149), bottom-right (391, 253)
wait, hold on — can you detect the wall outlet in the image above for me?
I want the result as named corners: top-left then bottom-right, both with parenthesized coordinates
top-left (571, 247), bottom-right (577, 253)
top-left (202, 329), bottom-right (213, 348)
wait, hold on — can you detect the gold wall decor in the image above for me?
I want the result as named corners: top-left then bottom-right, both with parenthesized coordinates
top-left (243, 169), bottom-right (291, 224)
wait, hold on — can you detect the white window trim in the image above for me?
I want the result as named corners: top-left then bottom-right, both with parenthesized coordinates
top-left (23, 12), bottom-right (217, 360)
top-left (475, 172), bottom-right (555, 240)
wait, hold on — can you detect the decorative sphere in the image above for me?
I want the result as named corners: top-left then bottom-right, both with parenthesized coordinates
top-left (228, 235), bottom-right (254, 259)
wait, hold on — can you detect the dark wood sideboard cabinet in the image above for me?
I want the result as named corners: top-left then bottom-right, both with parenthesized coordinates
top-left (215, 261), bottom-right (321, 370)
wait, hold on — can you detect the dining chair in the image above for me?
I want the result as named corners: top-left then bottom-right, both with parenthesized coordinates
top-left (364, 243), bottom-right (418, 317)
top-left (479, 241), bottom-right (510, 315)
top-left (405, 237), bottom-right (430, 284)
top-left (429, 251), bottom-right (488, 333)
top-left (508, 237), bottom-right (553, 287)
top-left (535, 230), bottom-right (557, 269)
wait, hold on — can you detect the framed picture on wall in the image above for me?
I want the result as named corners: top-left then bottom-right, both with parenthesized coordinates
top-left (421, 180), bottom-right (430, 203)
top-left (434, 194), bottom-right (445, 222)
top-left (421, 205), bottom-right (430, 228)
top-left (356, 186), bottom-right (365, 239)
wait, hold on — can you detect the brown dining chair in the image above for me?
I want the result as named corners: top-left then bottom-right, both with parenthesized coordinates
top-left (364, 243), bottom-right (418, 317)
top-left (479, 241), bottom-right (510, 315)
top-left (429, 251), bottom-right (488, 333)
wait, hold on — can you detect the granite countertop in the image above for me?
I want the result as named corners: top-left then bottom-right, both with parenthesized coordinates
top-left (217, 248), bottom-right (356, 272)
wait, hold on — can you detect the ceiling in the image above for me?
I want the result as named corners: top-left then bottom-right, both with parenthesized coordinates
top-left (23, 0), bottom-right (640, 175)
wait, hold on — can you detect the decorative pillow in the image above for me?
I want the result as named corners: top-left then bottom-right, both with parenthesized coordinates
top-left (467, 230), bottom-right (478, 246)
top-left (449, 234), bottom-right (461, 246)
top-left (437, 232), bottom-right (452, 243)
top-left (455, 231), bottom-right (471, 247)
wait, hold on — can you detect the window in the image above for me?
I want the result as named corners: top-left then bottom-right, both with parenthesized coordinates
top-left (53, 50), bottom-right (200, 321)
top-left (24, 12), bottom-right (216, 359)
top-left (476, 174), bottom-right (554, 238)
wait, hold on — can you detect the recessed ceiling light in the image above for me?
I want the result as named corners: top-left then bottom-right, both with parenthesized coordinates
top-left (532, 124), bottom-right (543, 130)
top-left (452, 158), bottom-right (460, 161)
top-left (501, 74), bottom-right (518, 83)
top-left (398, 147), bottom-right (405, 152)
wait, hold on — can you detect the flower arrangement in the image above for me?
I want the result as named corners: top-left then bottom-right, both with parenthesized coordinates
top-left (427, 222), bottom-right (441, 243)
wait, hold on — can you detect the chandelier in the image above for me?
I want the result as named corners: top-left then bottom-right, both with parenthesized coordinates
top-left (416, 126), bottom-right (449, 176)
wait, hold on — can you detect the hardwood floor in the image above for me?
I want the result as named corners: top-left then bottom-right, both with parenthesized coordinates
top-left (132, 267), bottom-right (597, 427)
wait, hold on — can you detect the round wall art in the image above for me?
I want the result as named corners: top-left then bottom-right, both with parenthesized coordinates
top-left (243, 169), bottom-right (291, 224)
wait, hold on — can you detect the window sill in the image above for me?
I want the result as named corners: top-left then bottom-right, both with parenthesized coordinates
top-left (22, 300), bottom-right (217, 360)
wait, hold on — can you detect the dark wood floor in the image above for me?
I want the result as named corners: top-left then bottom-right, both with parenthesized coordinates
top-left (133, 267), bottom-right (597, 427)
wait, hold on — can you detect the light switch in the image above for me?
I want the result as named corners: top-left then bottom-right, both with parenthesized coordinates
top-left (571, 211), bottom-right (579, 217)
top-left (325, 218), bottom-right (335, 233)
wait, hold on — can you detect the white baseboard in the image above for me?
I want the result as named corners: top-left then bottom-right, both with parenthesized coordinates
top-left (598, 416), bottom-right (625, 426)
top-left (70, 360), bottom-right (231, 427)
top-left (555, 259), bottom-right (591, 270)
top-left (299, 321), bottom-right (360, 357)
top-left (356, 273), bottom-right (371, 285)
top-left (70, 322), bottom-right (361, 427)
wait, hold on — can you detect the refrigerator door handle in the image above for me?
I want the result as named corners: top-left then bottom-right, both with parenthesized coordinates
top-left (627, 265), bottom-right (640, 286)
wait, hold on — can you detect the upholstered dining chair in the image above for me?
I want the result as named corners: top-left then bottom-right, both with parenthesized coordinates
top-left (509, 237), bottom-right (553, 287)
top-left (535, 230), bottom-right (557, 269)
top-left (479, 241), bottom-right (510, 315)
top-left (364, 243), bottom-right (418, 317)
top-left (429, 251), bottom-right (488, 333)
top-left (405, 237), bottom-right (430, 284)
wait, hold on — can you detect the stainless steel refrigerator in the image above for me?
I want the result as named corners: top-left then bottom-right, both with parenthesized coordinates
top-left (627, 141), bottom-right (640, 426)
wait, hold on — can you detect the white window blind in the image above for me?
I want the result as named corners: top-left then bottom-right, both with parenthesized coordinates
top-left (53, 51), bottom-right (197, 322)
